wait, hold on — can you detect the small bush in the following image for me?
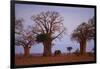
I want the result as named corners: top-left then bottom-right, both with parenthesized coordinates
top-left (87, 52), bottom-right (94, 56)
top-left (54, 50), bottom-right (61, 56)
top-left (73, 49), bottom-right (80, 56)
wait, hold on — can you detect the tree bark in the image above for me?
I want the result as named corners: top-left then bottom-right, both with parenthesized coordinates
top-left (80, 40), bottom-right (86, 55)
top-left (43, 40), bottom-right (52, 56)
top-left (83, 40), bottom-right (86, 54)
top-left (24, 46), bottom-right (31, 57)
top-left (80, 42), bottom-right (83, 55)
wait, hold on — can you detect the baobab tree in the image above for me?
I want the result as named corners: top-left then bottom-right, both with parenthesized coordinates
top-left (71, 21), bottom-right (95, 55)
top-left (88, 16), bottom-right (95, 40)
top-left (15, 19), bottom-right (35, 56)
top-left (31, 11), bottom-right (66, 56)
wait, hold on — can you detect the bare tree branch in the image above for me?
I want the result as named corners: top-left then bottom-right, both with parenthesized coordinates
top-left (52, 29), bottom-right (65, 40)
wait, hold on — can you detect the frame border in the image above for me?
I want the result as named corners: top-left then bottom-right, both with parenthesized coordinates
top-left (10, 1), bottom-right (97, 68)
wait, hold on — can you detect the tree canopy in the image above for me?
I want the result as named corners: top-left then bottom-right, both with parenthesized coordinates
top-left (31, 11), bottom-right (66, 42)
top-left (15, 19), bottom-right (35, 48)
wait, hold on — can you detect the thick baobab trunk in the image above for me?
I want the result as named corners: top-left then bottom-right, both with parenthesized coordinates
top-left (80, 41), bottom-right (86, 55)
top-left (24, 46), bottom-right (31, 57)
top-left (43, 40), bottom-right (52, 56)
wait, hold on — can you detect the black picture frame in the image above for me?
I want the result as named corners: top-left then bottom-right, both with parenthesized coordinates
top-left (10, 0), bottom-right (96, 68)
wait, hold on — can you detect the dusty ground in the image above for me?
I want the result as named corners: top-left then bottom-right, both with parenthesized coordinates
top-left (15, 53), bottom-right (95, 66)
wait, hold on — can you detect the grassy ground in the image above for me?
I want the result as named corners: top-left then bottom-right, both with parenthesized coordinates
top-left (15, 53), bottom-right (95, 66)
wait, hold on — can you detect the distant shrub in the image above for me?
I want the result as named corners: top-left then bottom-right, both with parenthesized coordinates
top-left (54, 50), bottom-right (61, 56)
top-left (87, 52), bottom-right (94, 56)
top-left (66, 47), bottom-right (73, 54)
top-left (74, 49), bottom-right (80, 56)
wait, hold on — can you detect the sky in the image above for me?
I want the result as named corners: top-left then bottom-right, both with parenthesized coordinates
top-left (15, 3), bottom-right (95, 54)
